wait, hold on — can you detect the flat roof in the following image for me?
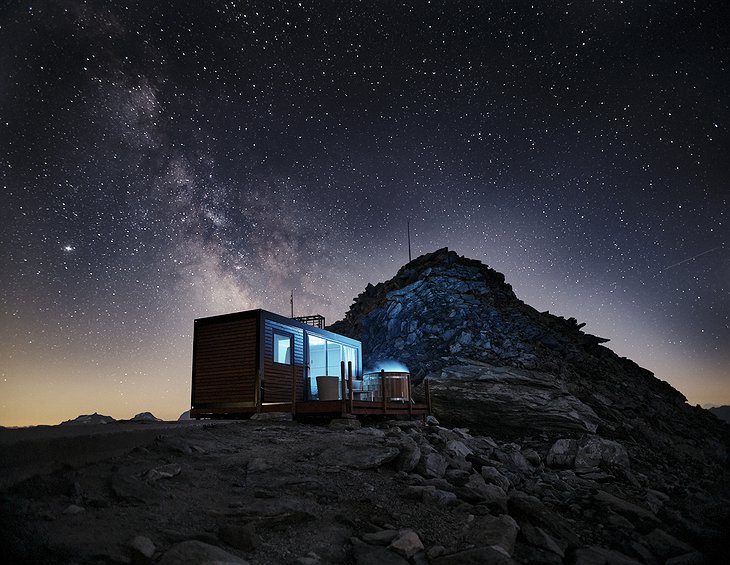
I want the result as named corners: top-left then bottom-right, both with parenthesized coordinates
top-left (193, 308), bottom-right (361, 347)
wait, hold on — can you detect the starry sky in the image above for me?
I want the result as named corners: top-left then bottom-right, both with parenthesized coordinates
top-left (1, 1), bottom-right (728, 426)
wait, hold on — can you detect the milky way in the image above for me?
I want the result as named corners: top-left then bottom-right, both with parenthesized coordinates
top-left (1, 1), bottom-right (727, 425)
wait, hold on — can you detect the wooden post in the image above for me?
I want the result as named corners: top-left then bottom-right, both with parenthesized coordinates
top-left (348, 361), bottom-right (353, 414)
top-left (340, 361), bottom-right (347, 415)
top-left (407, 374), bottom-right (413, 417)
top-left (381, 369), bottom-right (387, 413)
top-left (255, 369), bottom-right (261, 412)
top-left (291, 356), bottom-right (296, 414)
top-left (425, 378), bottom-right (432, 414)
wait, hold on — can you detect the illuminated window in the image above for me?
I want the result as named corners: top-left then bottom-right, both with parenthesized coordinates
top-left (274, 333), bottom-right (292, 364)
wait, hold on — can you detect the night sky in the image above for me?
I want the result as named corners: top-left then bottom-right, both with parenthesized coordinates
top-left (1, 1), bottom-right (727, 426)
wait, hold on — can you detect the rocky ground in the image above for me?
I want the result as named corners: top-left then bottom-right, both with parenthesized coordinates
top-left (1, 414), bottom-right (726, 564)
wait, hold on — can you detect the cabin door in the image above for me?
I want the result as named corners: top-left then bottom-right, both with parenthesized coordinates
top-left (306, 334), bottom-right (327, 399)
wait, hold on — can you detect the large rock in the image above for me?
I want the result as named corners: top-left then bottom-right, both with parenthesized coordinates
top-left (425, 363), bottom-right (602, 437)
top-left (574, 436), bottom-right (630, 474)
top-left (547, 436), bottom-right (631, 476)
top-left (159, 540), bottom-right (249, 565)
top-left (415, 449), bottom-right (448, 479)
top-left (466, 514), bottom-right (519, 555)
top-left (388, 529), bottom-right (424, 558)
top-left (391, 435), bottom-right (421, 472)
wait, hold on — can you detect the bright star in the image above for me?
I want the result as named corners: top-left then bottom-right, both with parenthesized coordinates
top-left (63, 245), bottom-right (74, 252)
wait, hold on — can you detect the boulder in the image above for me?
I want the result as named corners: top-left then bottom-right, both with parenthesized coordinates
top-left (129, 535), bottom-right (156, 559)
top-left (466, 514), bottom-right (519, 555)
top-left (574, 436), bottom-right (630, 475)
top-left (546, 436), bottom-right (631, 477)
top-left (392, 436), bottom-right (421, 472)
top-left (416, 450), bottom-right (448, 479)
top-left (493, 444), bottom-right (534, 474)
top-left (426, 364), bottom-right (603, 437)
top-left (546, 439), bottom-right (578, 468)
top-left (158, 540), bottom-right (249, 565)
top-left (481, 466), bottom-right (511, 492)
top-left (388, 529), bottom-right (424, 558)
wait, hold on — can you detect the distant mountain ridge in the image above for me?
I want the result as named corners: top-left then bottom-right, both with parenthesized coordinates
top-left (60, 412), bottom-right (116, 426)
top-left (709, 405), bottom-right (730, 424)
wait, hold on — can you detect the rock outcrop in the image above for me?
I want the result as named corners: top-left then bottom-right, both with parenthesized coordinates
top-left (329, 248), bottom-right (728, 447)
top-left (329, 248), bottom-right (730, 560)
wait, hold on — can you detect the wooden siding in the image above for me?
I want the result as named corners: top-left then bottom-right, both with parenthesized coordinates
top-left (192, 318), bottom-right (257, 407)
top-left (263, 319), bottom-right (305, 403)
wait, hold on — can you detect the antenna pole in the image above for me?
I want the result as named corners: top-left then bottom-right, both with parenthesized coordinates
top-left (290, 289), bottom-right (294, 318)
top-left (407, 218), bottom-right (412, 262)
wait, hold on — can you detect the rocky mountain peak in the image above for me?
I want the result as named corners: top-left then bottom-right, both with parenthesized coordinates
top-left (331, 247), bottom-right (618, 384)
top-left (329, 248), bottom-right (728, 494)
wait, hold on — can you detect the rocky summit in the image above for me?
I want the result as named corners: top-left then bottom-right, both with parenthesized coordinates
top-left (330, 247), bottom-right (730, 560)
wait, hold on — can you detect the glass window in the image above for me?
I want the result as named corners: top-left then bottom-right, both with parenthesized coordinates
top-left (308, 335), bottom-right (326, 376)
top-left (327, 341), bottom-right (343, 377)
top-left (343, 345), bottom-right (357, 376)
top-left (273, 332), bottom-right (292, 364)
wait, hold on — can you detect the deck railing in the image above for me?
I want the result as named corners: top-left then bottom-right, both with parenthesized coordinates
top-left (276, 361), bottom-right (431, 416)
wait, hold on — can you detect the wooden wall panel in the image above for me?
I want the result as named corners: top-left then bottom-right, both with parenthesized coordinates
top-left (192, 318), bottom-right (257, 406)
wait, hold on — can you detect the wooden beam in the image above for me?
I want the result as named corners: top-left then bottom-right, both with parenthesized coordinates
top-left (255, 369), bottom-right (261, 412)
top-left (425, 378), bottom-right (432, 414)
top-left (348, 361), bottom-right (353, 415)
top-left (407, 374), bottom-right (412, 417)
top-left (291, 357), bottom-right (296, 414)
top-left (340, 361), bottom-right (347, 416)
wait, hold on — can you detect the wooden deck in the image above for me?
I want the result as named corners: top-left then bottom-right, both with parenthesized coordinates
top-left (190, 367), bottom-right (432, 420)
top-left (267, 398), bottom-right (429, 416)
top-left (191, 398), bottom-right (430, 419)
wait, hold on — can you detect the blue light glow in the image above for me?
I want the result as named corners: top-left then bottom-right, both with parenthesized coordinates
top-left (367, 359), bottom-right (410, 373)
